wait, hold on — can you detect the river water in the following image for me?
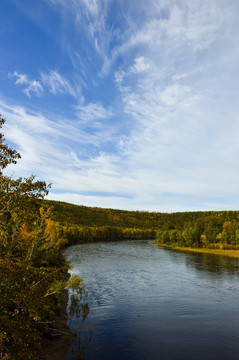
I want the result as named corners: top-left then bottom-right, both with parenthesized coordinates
top-left (64, 240), bottom-right (239, 360)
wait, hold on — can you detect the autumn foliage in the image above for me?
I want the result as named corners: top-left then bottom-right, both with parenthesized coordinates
top-left (0, 116), bottom-right (72, 359)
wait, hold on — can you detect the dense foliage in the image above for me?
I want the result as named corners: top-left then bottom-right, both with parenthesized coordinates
top-left (43, 200), bottom-right (159, 243)
top-left (155, 213), bottom-right (239, 249)
top-left (45, 200), bottom-right (214, 229)
top-left (43, 200), bottom-right (239, 248)
top-left (0, 116), bottom-right (83, 359)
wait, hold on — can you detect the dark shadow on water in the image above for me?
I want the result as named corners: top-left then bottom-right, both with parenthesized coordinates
top-left (67, 284), bottom-right (91, 360)
top-left (66, 326), bottom-right (93, 360)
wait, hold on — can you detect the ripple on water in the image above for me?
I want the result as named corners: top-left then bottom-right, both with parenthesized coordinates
top-left (65, 240), bottom-right (239, 360)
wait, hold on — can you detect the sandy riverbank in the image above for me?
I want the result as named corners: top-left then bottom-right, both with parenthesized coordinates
top-left (155, 242), bottom-right (239, 258)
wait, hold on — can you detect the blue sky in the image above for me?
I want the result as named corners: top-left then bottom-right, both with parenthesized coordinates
top-left (1, 0), bottom-right (239, 212)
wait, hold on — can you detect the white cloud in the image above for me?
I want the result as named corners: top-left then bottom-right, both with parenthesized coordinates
top-left (9, 69), bottom-right (82, 100)
top-left (40, 70), bottom-right (79, 98)
top-left (23, 80), bottom-right (44, 97)
top-left (9, 71), bottom-right (43, 97)
top-left (109, 0), bottom-right (239, 210)
top-left (130, 57), bottom-right (150, 73)
top-left (76, 102), bottom-right (113, 123)
top-left (81, 0), bottom-right (100, 17)
top-left (13, 72), bottom-right (29, 85)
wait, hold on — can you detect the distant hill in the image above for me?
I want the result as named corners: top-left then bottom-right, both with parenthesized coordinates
top-left (42, 199), bottom-right (239, 249)
top-left (43, 199), bottom-right (239, 231)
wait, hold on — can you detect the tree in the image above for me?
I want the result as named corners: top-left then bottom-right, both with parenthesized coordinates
top-left (0, 115), bottom-right (77, 359)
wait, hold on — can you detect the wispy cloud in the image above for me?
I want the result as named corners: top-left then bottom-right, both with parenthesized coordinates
top-left (76, 102), bottom-right (113, 124)
top-left (110, 0), bottom-right (239, 210)
top-left (9, 71), bottom-right (43, 97)
top-left (47, 0), bottom-right (113, 72)
top-left (0, 100), bottom-right (131, 197)
top-left (40, 70), bottom-right (79, 98)
top-left (2, 82), bottom-right (239, 213)
top-left (2, 0), bottom-right (239, 211)
top-left (9, 69), bottom-right (82, 100)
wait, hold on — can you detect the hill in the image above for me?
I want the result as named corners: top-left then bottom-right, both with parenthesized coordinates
top-left (43, 200), bottom-right (239, 247)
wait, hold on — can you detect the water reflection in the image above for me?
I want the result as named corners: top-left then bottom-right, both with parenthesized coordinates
top-left (164, 247), bottom-right (239, 277)
top-left (65, 240), bottom-right (239, 360)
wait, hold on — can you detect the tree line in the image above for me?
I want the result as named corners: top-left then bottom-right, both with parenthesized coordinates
top-left (44, 199), bottom-right (239, 248)
top-left (155, 214), bottom-right (239, 249)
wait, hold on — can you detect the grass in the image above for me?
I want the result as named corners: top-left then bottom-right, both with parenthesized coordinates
top-left (154, 242), bottom-right (239, 259)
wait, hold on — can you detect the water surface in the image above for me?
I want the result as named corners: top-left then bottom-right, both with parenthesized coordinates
top-left (64, 240), bottom-right (239, 360)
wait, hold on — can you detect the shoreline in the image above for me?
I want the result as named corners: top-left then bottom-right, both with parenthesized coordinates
top-left (154, 242), bottom-right (239, 258)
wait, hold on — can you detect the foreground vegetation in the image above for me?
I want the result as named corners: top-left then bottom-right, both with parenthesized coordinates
top-left (0, 116), bottom-right (83, 359)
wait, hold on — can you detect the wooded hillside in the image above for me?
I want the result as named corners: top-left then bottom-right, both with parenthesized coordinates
top-left (44, 199), bottom-right (239, 247)
top-left (45, 199), bottom-right (239, 229)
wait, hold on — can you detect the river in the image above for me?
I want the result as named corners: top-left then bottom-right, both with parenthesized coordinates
top-left (64, 240), bottom-right (239, 360)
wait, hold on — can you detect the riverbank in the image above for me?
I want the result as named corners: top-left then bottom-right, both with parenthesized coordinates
top-left (155, 242), bottom-right (239, 258)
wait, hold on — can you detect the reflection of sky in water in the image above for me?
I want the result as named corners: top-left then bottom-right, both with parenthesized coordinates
top-left (65, 241), bottom-right (239, 360)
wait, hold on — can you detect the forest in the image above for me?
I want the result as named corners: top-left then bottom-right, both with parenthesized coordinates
top-left (2, 113), bottom-right (239, 359)
top-left (155, 213), bottom-right (239, 249)
top-left (44, 199), bottom-right (239, 250)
